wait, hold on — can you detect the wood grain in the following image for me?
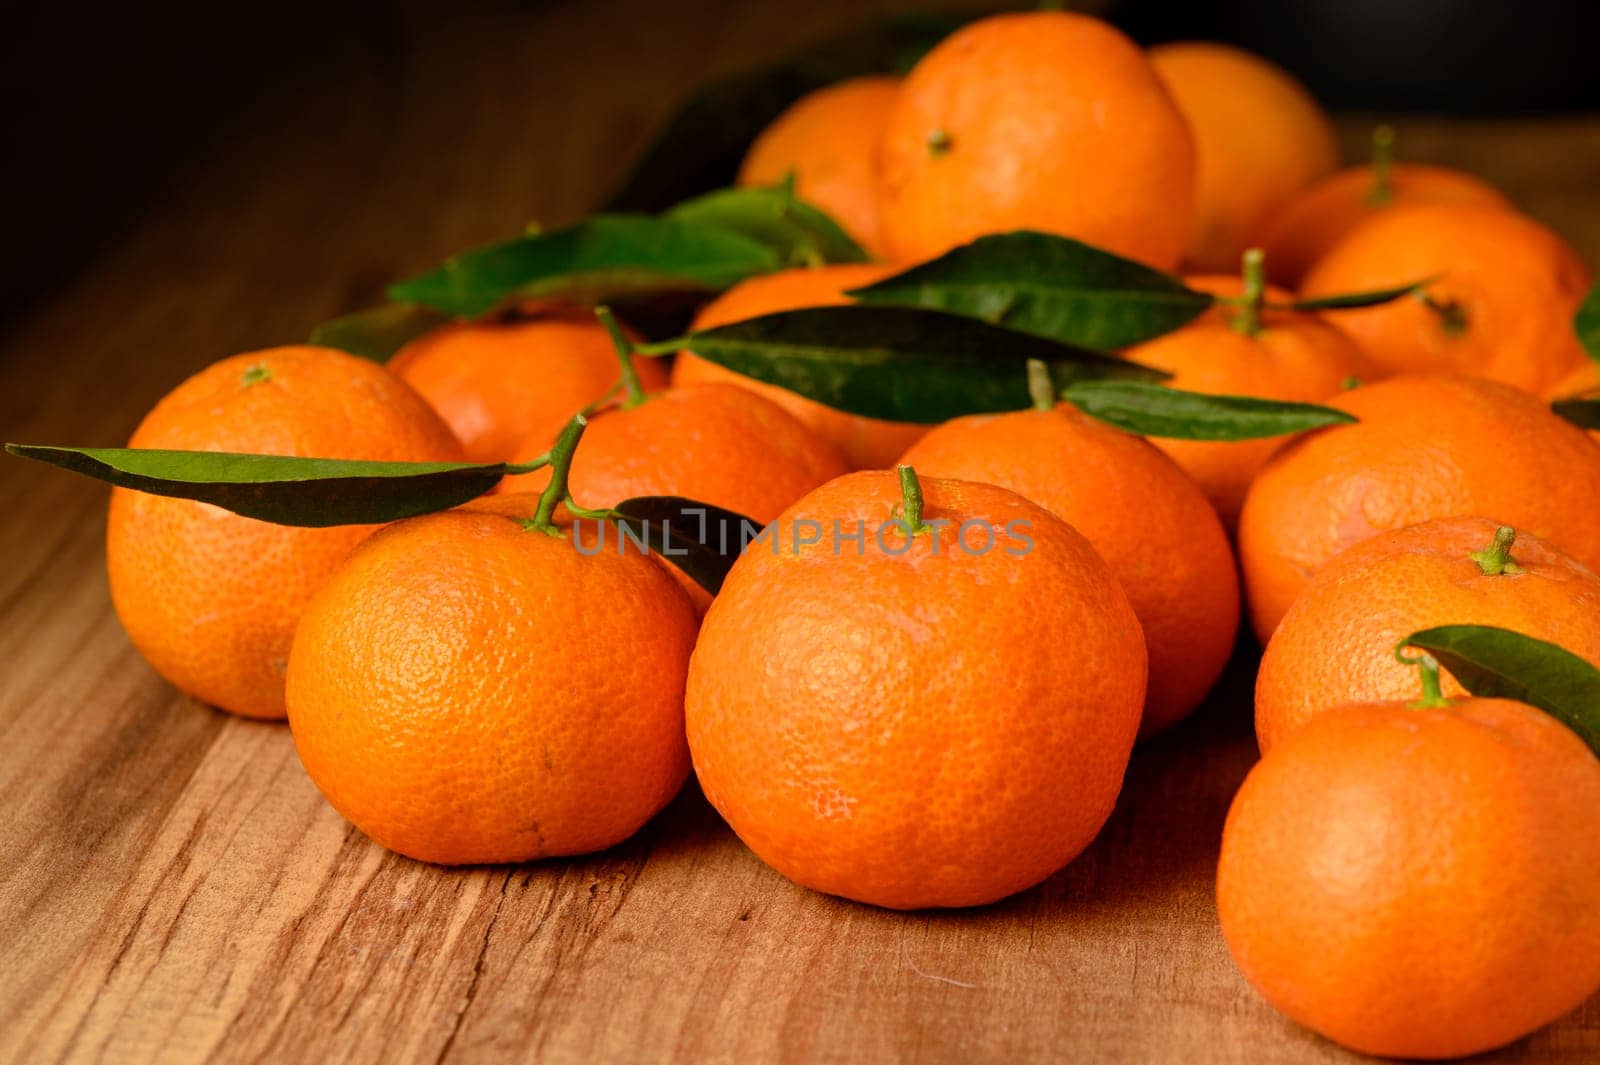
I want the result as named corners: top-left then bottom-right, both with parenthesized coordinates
top-left (4, 5), bottom-right (1600, 1062)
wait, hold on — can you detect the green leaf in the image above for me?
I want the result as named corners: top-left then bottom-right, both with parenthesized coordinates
top-left (1553, 397), bottom-right (1600, 429)
top-left (387, 214), bottom-right (782, 318)
top-left (1269, 278), bottom-right (1432, 312)
top-left (1577, 281), bottom-right (1600, 365)
top-left (608, 496), bottom-right (758, 595)
top-left (309, 303), bottom-right (446, 363)
top-left (666, 305), bottom-right (1166, 424)
top-left (846, 231), bottom-right (1214, 349)
top-left (1401, 624), bottom-right (1600, 756)
top-left (5, 445), bottom-right (506, 527)
top-left (1058, 381), bottom-right (1356, 441)
top-left (665, 186), bottom-right (867, 267)
top-left (604, 12), bottom-right (971, 213)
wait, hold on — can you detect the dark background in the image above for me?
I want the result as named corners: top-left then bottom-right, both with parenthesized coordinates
top-left (3, 0), bottom-right (1596, 335)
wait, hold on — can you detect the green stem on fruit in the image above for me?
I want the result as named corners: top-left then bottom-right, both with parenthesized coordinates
top-left (1366, 125), bottom-right (1396, 206)
top-left (528, 414), bottom-right (588, 534)
top-left (1416, 290), bottom-right (1469, 336)
top-left (1394, 643), bottom-right (1450, 709)
top-left (1469, 525), bottom-right (1524, 576)
top-left (1026, 359), bottom-right (1057, 411)
top-left (595, 306), bottom-right (647, 408)
top-left (1229, 248), bottom-right (1267, 337)
top-left (927, 128), bottom-right (952, 157)
top-left (896, 464), bottom-right (932, 536)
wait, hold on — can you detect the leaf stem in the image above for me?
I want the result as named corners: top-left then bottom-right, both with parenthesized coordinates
top-left (1470, 525), bottom-right (1523, 576)
top-left (503, 452), bottom-right (553, 476)
top-left (1394, 642), bottom-right (1450, 708)
top-left (595, 306), bottom-right (647, 408)
top-left (896, 464), bottom-right (932, 536)
top-left (1230, 248), bottom-right (1267, 337)
top-left (1367, 125), bottom-right (1396, 206)
top-left (529, 414), bottom-right (587, 534)
top-left (1026, 360), bottom-right (1057, 411)
top-left (563, 500), bottom-right (614, 521)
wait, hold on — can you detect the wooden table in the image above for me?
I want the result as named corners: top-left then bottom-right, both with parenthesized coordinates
top-left (5, 5), bottom-right (1600, 1061)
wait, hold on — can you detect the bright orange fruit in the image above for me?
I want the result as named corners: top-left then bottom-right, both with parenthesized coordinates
top-left (1238, 374), bottom-right (1600, 641)
top-left (500, 383), bottom-right (848, 524)
top-left (1255, 517), bottom-right (1600, 752)
top-left (1149, 42), bottom-right (1339, 273)
top-left (737, 75), bottom-right (900, 258)
top-left (1301, 203), bottom-right (1592, 394)
top-left (1125, 271), bottom-right (1373, 530)
top-left (1253, 129), bottom-right (1511, 287)
top-left (286, 493), bottom-right (699, 864)
top-left (900, 403), bottom-right (1237, 737)
top-left (501, 382), bottom-right (849, 612)
top-left (1219, 693), bottom-right (1600, 1059)
top-left (107, 346), bottom-right (464, 719)
top-left (390, 308), bottom-right (667, 463)
top-left (876, 12), bottom-right (1195, 269)
top-left (1547, 359), bottom-right (1600, 401)
top-left (686, 470), bottom-right (1147, 909)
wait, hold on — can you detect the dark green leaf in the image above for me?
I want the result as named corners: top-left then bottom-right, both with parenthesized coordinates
top-left (387, 214), bottom-right (782, 318)
top-left (604, 12), bottom-right (974, 213)
top-left (1059, 381), bottom-right (1356, 441)
top-left (670, 305), bottom-right (1165, 423)
top-left (665, 186), bottom-right (867, 267)
top-left (1270, 279), bottom-right (1430, 311)
top-left (309, 303), bottom-right (446, 363)
top-left (846, 231), bottom-right (1214, 349)
top-left (5, 445), bottom-right (506, 527)
top-left (1577, 280), bottom-right (1600, 365)
top-left (1401, 624), bottom-right (1600, 756)
top-left (1553, 397), bottom-right (1600, 429)
top-left (609, 496), bottom-right (759, 595)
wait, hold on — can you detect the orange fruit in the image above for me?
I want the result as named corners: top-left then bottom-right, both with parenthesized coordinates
top-left (1238, 374), bottom-right (1600, 641)
top-left (1255, 517), bottom-right (1600, 752)
top-left (670, 264), bottom-right (927, 468)
top-left (389, 308), bottom-right (668, 463)
top-left (286, 492), bottom-right (699, 864)
top-left (1124, 271), bottom-right (1373, 530)
top-left (876, 11), bottom-right (1195, 270)
top-left (1253, 128), bottom-right (1512, 287)
top-left (107, 346), bottom-right (465, 720)
top-left (501, 382), bottom-right (849, 611)
top-left (1149, 42), bottom-right (1339, 274)
top-left (737, 75), bottom-right (900, 257)
top-left (686, 469), bottom-right (1147, 909)
top-left (1301, 203), bottom-right (1592, 394)
top-left (1547, 359), bottom-right (1600, 401)
top-left (1218, 694), bottom-right (1600, 1058)
top-left (500, 383), bottom-right (848, 522)
top-left (900, 402), bottom-right (1237, 737)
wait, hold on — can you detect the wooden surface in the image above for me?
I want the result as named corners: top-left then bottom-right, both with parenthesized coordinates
top-left (5, 5), bottom-right (1600, 1062)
